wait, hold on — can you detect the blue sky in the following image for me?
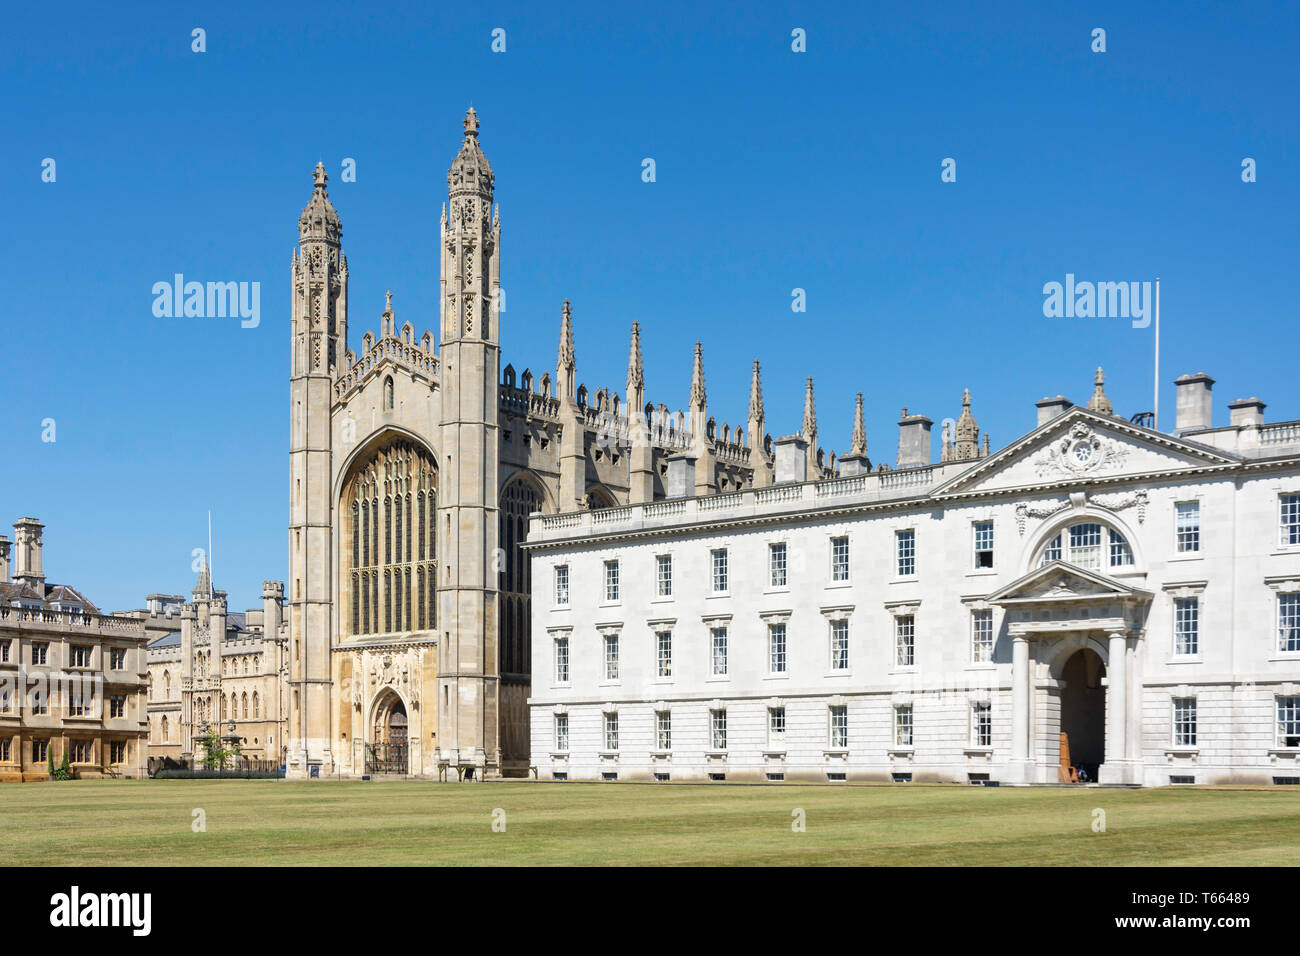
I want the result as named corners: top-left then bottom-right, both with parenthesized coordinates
top-left (2, 1), bottom-right (1296, 613)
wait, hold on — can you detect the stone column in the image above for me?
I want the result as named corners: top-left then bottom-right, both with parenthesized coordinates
top-left (1107, 631), bottom-right (1127, 765)
top-left (1011, 635), bottom-right (1030, 761)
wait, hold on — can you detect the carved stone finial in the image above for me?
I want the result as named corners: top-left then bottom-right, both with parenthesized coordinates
top-left (463, 106), bottom-right (480, 139)
top-left (313, 162), bottom-right (327, 189)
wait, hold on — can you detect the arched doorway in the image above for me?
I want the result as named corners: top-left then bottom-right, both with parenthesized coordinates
top-left (1060, 648), bottom-right (1105, 782)
top-left (366, 692), bottom-right (409, 774)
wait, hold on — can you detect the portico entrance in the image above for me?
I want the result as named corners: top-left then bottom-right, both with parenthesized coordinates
top-left (990, 561), bottom-right (1151, 785)
top-left (366, 691), bottom-right (409, 774)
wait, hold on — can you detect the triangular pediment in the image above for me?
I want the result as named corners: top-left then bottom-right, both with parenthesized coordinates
top-left (933, 407), bottom-right (1238, 498)
top-left (988, 561), bottom-right (1151, 605)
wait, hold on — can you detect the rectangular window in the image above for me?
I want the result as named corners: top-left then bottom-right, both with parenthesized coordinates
top-left (656, 711), bottom-right (672, 751)
top-left (32, 740), bottom-right (47, 763)
top-left (895, 704), bottom-right (914, 747)
top-left (604, 634), bottom-right (619, 681)
top-left (110, 741), bottom-right (126, 764)
top-left (1174, 598), bottom-right (1199, 656)
top-left (1172, 698), bottom-right (1197, 747)
top-left (70, 740), bottom-right (92, 763)
top-left (971, 702), bottom-right (992, 747)
top-left (1282, 494), bottom-right (1300, 547)
top-left (656, 630), bottom-right (672, 678)
top-left (32, 643), bottom-right (47, 666)
top-left (68, 692), bottom-right (90, 717)
top-left (830, 536), bottom-right (849, 582)
top-left (110, 696), bottom-right (126, 719)
top-left (0, 689), bottom-right (9, 713)
top-left (1175, 501), bottom-right (1201, 553)
top-left (604, 712), bottom-right (619, 751)
top-left (896, 529), bottom-right (915, 577)
top-left (553, 565), bottom-right (570, 606)
top-left (110, 648), bottom-right (126, 670)
top-left (2, 640), bottom-right (11, 663)
top-left (1279, 593), bottom-right (1300, 653)
top-left (0, 739), bottom-right (9, 761)
top-left (31, 691), bottom-right (47, 716)
top-left (895, 615), bottom-right (915, 668)
top-left (656, 554), bottom-right (672, 597)
top-left (603, 560), bottom-right (620, 602)
top-left (1069, 523), bottom-right (1103, 569)
top-left (971, 609), bottom-right (994, 663)
top-left (711, 626), bottom-right (728, 676)
top-left (711, 709), bottom-right (727, 750)
top-left (830, 619), bottom-right (850, 670)
top-left (769, 542), bottom-right (787, 588)
top-left (554, 636), bottom-right (570, 684)
top-left (554, 713), bottom-right (569, 751)
top-left (768, 707), bottom-right (786, 747)
top-left (1278, 697), bottom-right (1300, 748)
top-left (829, 705), bottom-right (848, 749)
top-left (711, 549), bottom-right (729, 593)
top-left (768, 622), bottom-right (787, 674)
top-left (973, 521), bottom-right (994, 569)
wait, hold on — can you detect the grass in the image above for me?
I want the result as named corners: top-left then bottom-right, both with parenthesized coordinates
top-left (1, 780), bottom-right (1298, 866)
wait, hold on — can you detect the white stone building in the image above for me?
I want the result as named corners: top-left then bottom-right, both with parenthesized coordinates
top-left (526, 373), bottom-right (1300, 786)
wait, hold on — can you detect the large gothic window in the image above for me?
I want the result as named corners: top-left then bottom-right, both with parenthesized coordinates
top-left (343, 438), bottom-right (437, 636)
top-left (499, 477), bottom-right (543, 678)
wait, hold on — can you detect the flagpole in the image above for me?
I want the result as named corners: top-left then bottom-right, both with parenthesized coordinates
top-left (1153, 277), bottom-right (1161, 430)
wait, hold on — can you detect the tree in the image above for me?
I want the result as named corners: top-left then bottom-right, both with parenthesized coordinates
top-left (199, 726), bottom-right (229, 771)
top-left (59, 750), bottom-right (71, 781)
top-left (47, 747), bottom-right (55, 779)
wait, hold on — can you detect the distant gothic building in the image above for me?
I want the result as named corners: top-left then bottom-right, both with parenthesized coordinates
top-left (287, 110), bottom-right (852, 779)
top-left (126, 572), bottom-right (288, 769)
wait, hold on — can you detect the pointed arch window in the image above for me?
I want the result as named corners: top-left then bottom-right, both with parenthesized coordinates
top-left (343, 439), bottom-right (437, 636)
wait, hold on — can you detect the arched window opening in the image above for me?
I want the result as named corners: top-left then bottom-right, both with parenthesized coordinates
top-left (1038, 521), bottom-right (1135, 571)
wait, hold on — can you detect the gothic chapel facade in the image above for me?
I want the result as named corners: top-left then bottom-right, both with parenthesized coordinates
top-left (287, 110), bottom-right (824, 778)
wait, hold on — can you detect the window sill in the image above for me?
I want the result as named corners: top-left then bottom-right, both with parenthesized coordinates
top-left (705, 674), bottom-right (730, 682)
top-left (964, 746), bottom-right (994, 756)
top-left (763, 748), bottom-right (787, 758)
top-left (597, 601), bottom-right (622, 609)
top-left (597, 680), bottom-right (621, 688)
top-left (763, 586), bottom-right (791, 596)
top-left (1268, 748), bottom-right (1300, 757)
top-left (654, 677), bottom-right (675, 684)
top-left (891, 666), bottom-right (917, 675)
top-left (598, 751), bottom-right (619, 759)
top-left (650, 749), bottom-right (672, 758)
top-left (649, 596), bottom-right (674, 605)
top-left (762, 673), bottom-right (789, 681)
top-left (891, 576), bottom-right (919, 584)
top-left (1164, 747), bottom-right (1199, 756)
top-left (706, 592), bottom-right (731, 600)
top-left (825, 669), bottom-right (852, 678)
top-left (550, 683), bottom-right (572, 691)
top-left (824, 582), bottom-right (852, 590)
top-left (1269, 653), bottom-right (1300, 662)
top-left (1168, 553), bottom-right (1202, 562)
top-left (1166, 656), bottom-right (1203, 665)
top-left (966, 568), bottom-right (997, 577)
top-left (705, 750), bottom-right (728, 759)
top-left (888, 746), bottom-right (915, 757)
top-left (549, 751), bottom-right (569, 759)
top-left (551, 605), bottom-right (571, 612)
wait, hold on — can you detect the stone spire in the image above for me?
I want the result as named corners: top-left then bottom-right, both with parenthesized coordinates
top-left (746, 360), bottom-right (766, 460)
top-left (1087, 366), bottom-right (1114, 416)
top-left (689, 341), bottom-right (706, 409)
top-left (626, 322), bottom-right (645, 414)
top-left (381, 290), bottom-right (395, 339)
top-left (298, 162), bottom-right (341, 243)
top-left (193, 559), bottom-right (212, 602)
top-left (557, 299), bottom-right (576, 402)
top-left (748, 360), bottom-right (764, 425)
top-left (447, 107), bottom-right (494, 205)
top-left (802, 377), bottom-right (818, 445)
top-left (952, 388), bottom-right (979, 460)
top-left (850, 392), bottom-right (867, 456)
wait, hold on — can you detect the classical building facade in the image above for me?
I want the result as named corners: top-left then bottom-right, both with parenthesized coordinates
top-left (121, 572), bottom-right (289, 769)
top-left (287, 110), bottom-right (822, 779)
top-left (0, 518), bottom-right (149, 781)
top-left (526, 374), bottom-right (1300, 786)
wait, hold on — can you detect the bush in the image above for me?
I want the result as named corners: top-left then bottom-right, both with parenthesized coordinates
top-left (153, 769), bottom-right (284, 780)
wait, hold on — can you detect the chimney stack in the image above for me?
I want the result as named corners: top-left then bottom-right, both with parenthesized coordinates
top-left (664, 453), bottom-right (697, 499)
top-left (1035, 395), bottom-right (1073, 427)
top-left (0, 535), bottom-right (10, 584)
top-left (1174, 373), bottom-right (1215, 432)
top-left (1228, 397), bottom-right (1265, 429)
top-left (262, 580), bottom-right (285, 637)
top-left (12, 518), bottom-right (45, 588)
top-left (773, 436), bottom-right (809, 484)
top-left (896, 410), bottom-right (933, 469)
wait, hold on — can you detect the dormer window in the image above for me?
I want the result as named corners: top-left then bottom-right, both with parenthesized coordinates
top-left (1038, 521), bottom-right (1134, 571)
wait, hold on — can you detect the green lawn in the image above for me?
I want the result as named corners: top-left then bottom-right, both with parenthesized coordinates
top-left (1, 780), bottom-right (1297, 866)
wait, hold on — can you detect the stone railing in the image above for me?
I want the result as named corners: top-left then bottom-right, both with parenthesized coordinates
top-left (0, 606), bottom-right (146, 637)
top-left (499, 386), bottom-right (561, 420)
top-left (1260, 421), bottom-right (1300, 446)
top-left (334, 335), bottom-right (437, 400)
top-left (530, 467), bottom-right (942, 542)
